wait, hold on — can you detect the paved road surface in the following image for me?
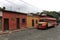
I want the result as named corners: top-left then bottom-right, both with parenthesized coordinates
top-left (0, 25), bottom-right (60, 40)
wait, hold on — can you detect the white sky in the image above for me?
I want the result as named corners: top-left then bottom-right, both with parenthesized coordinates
top-left (0, 0), bottom-right (60, 13)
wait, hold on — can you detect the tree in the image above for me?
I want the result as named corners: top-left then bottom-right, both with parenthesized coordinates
top-left (0, 7), bottom-right (6, 10)
top-left (40, 11), bottom-right (60, 19)
top-left (2, 7), bottom-right (6, 10)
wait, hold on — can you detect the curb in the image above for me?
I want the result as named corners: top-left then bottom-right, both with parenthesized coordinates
top-left (0, 28), bottom-right (35, 35)
top-left (0, 29), bottom-right (24, 35)
top-left (0, 31), bottom-right (9, 35)
top-left (9, 29), bottom-right (24, 33)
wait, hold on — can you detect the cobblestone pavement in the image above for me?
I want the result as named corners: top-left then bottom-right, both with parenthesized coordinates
top-left (0, 25), bottom-right (60, 40)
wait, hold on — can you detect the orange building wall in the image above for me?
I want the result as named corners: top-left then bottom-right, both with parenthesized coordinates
top-left (27, 15), bottom-right (40, 28)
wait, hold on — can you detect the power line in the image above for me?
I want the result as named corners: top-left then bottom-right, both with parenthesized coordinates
top-left (4, 0), bottom-right (21, 10)
top-left (5, 0), bottom-right (19, 6)
top-left (17, 0), bottom-right (42, 12)
top-left (5, 0), bottom-right (38, 12)
top-left (19, 0), bottom-right (41, 11)
top-left (0, 2), bottom-right (12, 9)
top-left (0, 2), bottom-right (9, 7)
top-left (6, 0), bottom-right (41, 11)
top-left (2, 0), bottom-right (42, 12)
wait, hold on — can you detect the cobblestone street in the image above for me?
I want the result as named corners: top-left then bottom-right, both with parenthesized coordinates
top-left (0, 24), bottom-right (60, 40)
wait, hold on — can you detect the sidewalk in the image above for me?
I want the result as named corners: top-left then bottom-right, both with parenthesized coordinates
top-left (0, 29), bottom-right (21, 35)
top-left (0, 31), bottom-right (9, 35)
top-left (0, 27), bottom-right (35, 35)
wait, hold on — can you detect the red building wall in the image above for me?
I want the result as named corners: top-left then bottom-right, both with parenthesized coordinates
top-left (2, 11), bottom-right (27, 31)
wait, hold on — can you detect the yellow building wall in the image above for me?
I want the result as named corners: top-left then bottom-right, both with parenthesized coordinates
top-left (27, 16), bottom-right (32, 28)
top-left (27, 15), bottom-right (40, 28)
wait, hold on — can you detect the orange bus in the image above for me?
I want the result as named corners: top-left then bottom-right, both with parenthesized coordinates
top-left (36, 17), bottom-right (57, 29)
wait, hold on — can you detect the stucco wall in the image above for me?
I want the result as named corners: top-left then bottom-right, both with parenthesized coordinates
top-left (27, 15), bottom-right (40, 28)
top-left (2, 11), bottom-right (27, 30)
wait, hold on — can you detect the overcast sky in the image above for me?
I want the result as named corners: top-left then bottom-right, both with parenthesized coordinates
top-left (0, 0), bottom-right (60, 13)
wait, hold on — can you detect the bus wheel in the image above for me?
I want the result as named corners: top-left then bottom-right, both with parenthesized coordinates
top-left (46, 24), bottom-right (48, 29)
top-left (52, 26), bottom-right (55, 28)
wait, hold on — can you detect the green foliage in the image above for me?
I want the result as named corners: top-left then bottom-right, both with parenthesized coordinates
top-left (0, 7), bottom-right (6, 10)
top-left (41, 11), bottom-right (60, 19)
top-left (3, 7), bottom-right (6, 10)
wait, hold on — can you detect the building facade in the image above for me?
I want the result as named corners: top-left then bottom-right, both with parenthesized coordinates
top-left (0, 10), bottom-right (27, 31)
top-left (27, 14), bottom-right (40, 28)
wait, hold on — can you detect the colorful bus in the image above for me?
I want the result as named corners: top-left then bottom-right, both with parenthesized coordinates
top-left (36, 17), bottom-right (58, 29)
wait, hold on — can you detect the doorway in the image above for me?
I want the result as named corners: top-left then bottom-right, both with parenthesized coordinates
top-left (4, 18), bottom-right (9, 30)
top-left (16, 18), bottom-right (20, 29)
top-left (32, 19), bottom-right (34, 27)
